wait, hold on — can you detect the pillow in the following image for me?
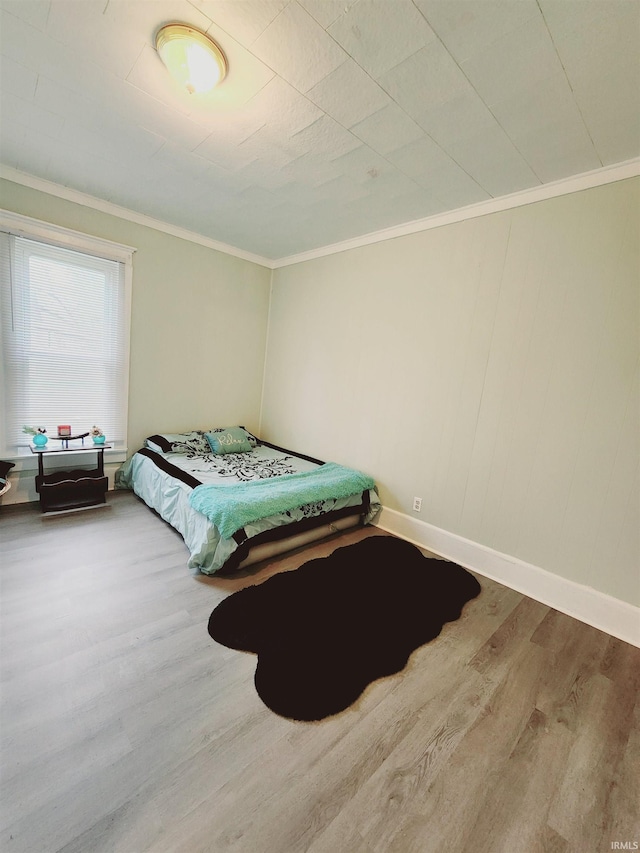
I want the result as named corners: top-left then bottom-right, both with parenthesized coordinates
top-left (205, 426), bottom-right (253, 455)
top-left (144, 431), bottom-right (210, 455)
top-left (209, 425), bottom-right (258, 446)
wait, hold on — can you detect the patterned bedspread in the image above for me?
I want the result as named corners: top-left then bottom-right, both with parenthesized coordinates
top-left (117, 439), bottom-right (380, 574)
top-left (160, 442), bottom-right (316, 483)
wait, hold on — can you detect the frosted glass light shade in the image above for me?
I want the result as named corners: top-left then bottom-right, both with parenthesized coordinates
top-left (156, 24), bottom-right (227, 94)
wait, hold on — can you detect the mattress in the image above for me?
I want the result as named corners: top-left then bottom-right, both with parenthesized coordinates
top-left (117, 436), bottom-right (380, 574)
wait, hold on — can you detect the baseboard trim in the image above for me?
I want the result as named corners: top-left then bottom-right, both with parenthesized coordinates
top-left (375, 507), bottom-right (639, 649)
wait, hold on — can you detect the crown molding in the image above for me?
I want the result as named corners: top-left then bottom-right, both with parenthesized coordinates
top-left (2, 159), bottom-right (638, 271)
top-left (273, 157), bottom-right (640, 268)
top-left (0, 165), bottom-right (274, 269)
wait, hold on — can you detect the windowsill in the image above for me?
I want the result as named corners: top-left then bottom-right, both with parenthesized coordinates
top-left (3, 445), bottom-right (129, 472)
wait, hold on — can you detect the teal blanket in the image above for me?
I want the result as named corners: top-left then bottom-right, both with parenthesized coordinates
top-left (189, 462), bottom-right (375, 539)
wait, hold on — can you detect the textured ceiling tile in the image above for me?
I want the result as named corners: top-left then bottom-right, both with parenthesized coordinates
top-left (348, 164), bottom-right (420, 202)
top-left (33, 74), bottom-right (176, 162)
top-left (2, 90), bottom-right (64, 138)
top-left (238, 128), bottom-right (299, 169)
top-left (337, 190), bottom-right (425, 234)
top-left (213, 78), bottom-right (324, 170)
top-left (306, 58), bottom-right (389, 128)
top-left (414, 0), bottom-right (539, 64)
top-left (313, 174), bottom-right (369, 204)
top-left (46, 0), bottom-right (146, 79)
top-left (490, 72), bottom-right (588, 144)
top-left (195, 0), bottom-right (288, 47)
top-left (115, 85), bottom-right (212, 150)
top-left (191, 85), bottom-right (275, 143)
top-left (387, 134), bottom-right (462, 181)
top-left (193, 131), bottom-right (259, 171)
top-left (101, 175), bottom-right (177, 214)
top-left (0, 7), bottom-right (49, 67)
top-left (272, 180), bottom-right (324, 207)
top-left (33, 73), bottom-right (105, 127)
top-left (330, 142), bottom-right (386, 171)
top-left (511, 118), bottom-right (601, 182)
top-left (447, 122), bottom-right (541, 197)
top-left (57, 114), bottom-right (166, 164)
top-left (294, 201), bottom-right (365, 245)
top-left (539, 0), bottom-right (639, 80)
top-left (149, 141), bottom-right (223, 181)
top-left (461, 15), bottom-right (565, 108)
top-left (209, 103), bottom-right (277, 151)
top-left (537, 0), bottom-right (620, 37)
top-left (245, 76), bottom-right (323, 139)
top-left (293, 161), bottom-right (419, 214)
top-left (333, 147), bottom-right (401, 189)
top-left (234, 159), bottom-right (294, 192)
top-left (5, 18), bottom-right (132, 108)
top-left (1, 0), bottom-right (50, 30)
top-left (416, 91), bottom-right (496, 156)
top-left (184, 181), bottom-right (251, 216)
top-left (133, 172), bottom-right (208, 209)
top-left (0, 120), bottom-right (26, 167)
top-left (5, 125), bottom-right (52, 175)
top-left (582, 118), bottom-right (640, 168)
top-left (422, 169), bottom-right (489, 210)
top-left (252, 1), bottom-right (347, 92)
top-left (328, 0), bottom-right (437, 78)
top-left (278, 150), bottom-right (344, 188)
top-left (41, 136), bottom-right (153, 200)
top-left (297, 0), bottom-right (359, 29)
top-left (378, 39), bottom-right (470, 119)
top-left (350, 101), bottom-right (423, 155)
top-left (236, 184), bottom-right (280, 209)
top-left (386, 135), bottom-right (489, 207)
top-left (572, 66), bottom-right (640, 165)
top-left (416, 89), bottom-right (496, 149)
top-left (1, 122), bottom-right (32, 172)
top-left (288, 114), bottom-right (362, 161)
top-left (373, 190), bottom-right (447, 224)
top-left (0, 54), bottom-right (38, 100)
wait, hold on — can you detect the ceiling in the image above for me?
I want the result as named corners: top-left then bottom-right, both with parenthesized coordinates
top-left (1, 0), bottom-right (638, 262)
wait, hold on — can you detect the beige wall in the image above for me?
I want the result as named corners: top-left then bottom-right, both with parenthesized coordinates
top-left (0, 178), bottom-right (272, 501)
top-left (261, 178), bottom-right (639, 606)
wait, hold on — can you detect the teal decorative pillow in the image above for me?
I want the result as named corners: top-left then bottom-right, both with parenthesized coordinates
top-left (205, 427), bottom-right (253, 455)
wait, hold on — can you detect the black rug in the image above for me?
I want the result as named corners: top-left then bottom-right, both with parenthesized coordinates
top-left (207, 536), bottom-right (481, 721)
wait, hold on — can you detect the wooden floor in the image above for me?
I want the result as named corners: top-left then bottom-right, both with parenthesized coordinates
top-left (1, 492), bottom-right (638, 853)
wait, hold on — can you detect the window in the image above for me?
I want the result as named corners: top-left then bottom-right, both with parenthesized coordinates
top-left (0, 211), bottom-right (133, 455)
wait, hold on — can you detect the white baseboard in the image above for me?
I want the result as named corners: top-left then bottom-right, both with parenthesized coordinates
top-left (375, 507), bottom-right (640, 649)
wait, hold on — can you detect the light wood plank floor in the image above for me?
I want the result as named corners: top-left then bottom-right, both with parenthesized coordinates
top-left (1, 492), bottom-right (638, 853)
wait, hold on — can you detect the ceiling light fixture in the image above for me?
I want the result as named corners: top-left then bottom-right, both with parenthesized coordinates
top-left (155, 24), bottom-right (227, 94)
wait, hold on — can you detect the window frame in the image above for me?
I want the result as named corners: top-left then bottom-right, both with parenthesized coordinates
top-left (0, 208), bottom-right (135, 469)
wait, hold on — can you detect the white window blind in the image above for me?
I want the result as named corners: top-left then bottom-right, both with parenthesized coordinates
top-left (0, 224), bottom-right (132, 452)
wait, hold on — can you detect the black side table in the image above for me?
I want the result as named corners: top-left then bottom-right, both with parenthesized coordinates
top-left (31, 442), bottom-right (112, 512)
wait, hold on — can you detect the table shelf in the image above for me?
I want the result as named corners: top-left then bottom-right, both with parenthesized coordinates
top-left (31, 443), bottom-right (111, 513)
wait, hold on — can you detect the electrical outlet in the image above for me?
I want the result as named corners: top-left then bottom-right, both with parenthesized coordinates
top-left (413, 496), bottom-right (422, 512)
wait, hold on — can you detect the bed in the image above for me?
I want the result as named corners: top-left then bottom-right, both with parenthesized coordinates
top-left (116, 426), bottom-right (380, 575)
